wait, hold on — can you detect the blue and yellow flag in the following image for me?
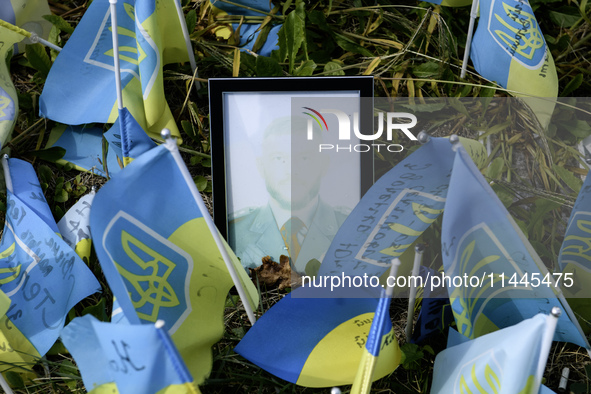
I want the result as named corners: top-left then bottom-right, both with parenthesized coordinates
top-left (410, 266), bottom-right (455, 344)
top-left (0, 23), bottom-right (26, 146)
top-left (559, 169), bottom-right (591, 274)
top-left (441, 142), bottom-right (590, 351)
top-left (235, 287), bottom-right (400, 388)
top-left (471, 0), bottom-right (557, 127)
top-left (105, 108), bottom-right (157, 167)
top-left (6, 157), bottom-right (59, 233)
top-left (431, 313), bottom-right (553, 394)
top-left (110, 297), bottom-right (130, 325)
top-left (46, 124), bottom-right (119, 177)
top-left (0, 158), bottom-right (100, 371)
top-left (317, 136), bottom-right (486, 279)
top-left (210, 0), bottom-right (281, 56)
top-left (558, 170), bottom-right (591, 333)
top-left (39, 0), bottom-right (189, 140)
top-left (89, 143), bottom-right (258, 384)
top-left (443, 327), bottom-right (557, 394)
top-left (57, 191), bottom-right (95, 263)
top-left (421, 0), bottom-right (471, 6)
top-left (350, 263), bottom-right (402, 394)
top-left (0, 291), bottom-right (10, 319)
top-left (61, 314), bottom-right (200, 393)
top-left (46, 108), bottom-right (157, 177)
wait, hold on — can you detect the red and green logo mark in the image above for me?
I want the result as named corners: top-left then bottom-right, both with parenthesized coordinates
top-left (302, 107), bottom-right (328, 131)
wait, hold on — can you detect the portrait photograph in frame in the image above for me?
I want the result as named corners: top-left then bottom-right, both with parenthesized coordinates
top-left (209, 77), bottom-right (374, 274)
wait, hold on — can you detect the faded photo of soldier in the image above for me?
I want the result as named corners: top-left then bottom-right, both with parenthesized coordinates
top-left (222, 93), bottom-right (362, 275)
top-left (229, 116), bottom-right (351, 275)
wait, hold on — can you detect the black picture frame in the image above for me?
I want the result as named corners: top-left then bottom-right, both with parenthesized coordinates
top-left (208, 76), bottom-right (374, 270)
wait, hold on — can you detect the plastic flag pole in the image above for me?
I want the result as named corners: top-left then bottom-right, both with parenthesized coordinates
top-left (559, 367), bottom-right (570, 392)
top-left (172, 0), bottom-right (200, 91)
top-left (154, 320), bottom-right (196, 390)
top-left (109, 0), bottom-right (124, 111)
top-left (29, 32), bottom-right (61, 52)
top-left (460, 0), bottom-right (479, 79)
top-left (2, 154), bottom-right (13, 193)
top-left (161, 129), bottom-right (256, 325)
top-left (533, 307), bottom-right (560, 394)
top-left (478, 130), bottom-right (492, 169)
top-left (350, 258), bottom-right (401, 394)
top-left (0, 159), bottom-right (13, 394)
top-left (405, 244), bottom-right (424, 342)
top-left (0, 374), bottom-right (14, 394)
top-left (0, 19), bottom-right (61, 52)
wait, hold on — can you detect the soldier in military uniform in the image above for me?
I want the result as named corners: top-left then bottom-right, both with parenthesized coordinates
top-left (228, 116), bottom-right (350, 275)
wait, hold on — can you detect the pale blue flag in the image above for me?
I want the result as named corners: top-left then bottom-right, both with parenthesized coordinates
top-left (557, 170), bottom-right (591, 332)
top-left (431, 313), bottom-right (555, 394)
top-left (47, 108), bottom-right (156, 177)
top-left (110, 297), bottom-right (130, 325)
top-left (61, 314), bottom-right (198, 393)
top-left (210, 0), bottom-right (280, 56)
top-left (0, 158), bottom-right (100, 367)
top-left (471, 0), bottom-right (557, 97)
top-left (105, 108), bottom-right (157, 166)
top-left (470, 0), bottom-right (557, 128)
top-left (441, 143), bottom-right (590, 350)
top-left (39, 0), bottom-right (189, 140)
top-left (0, 0), bottom-right (52, 53)
top-left (558, 170), bottom-right (591, 273)
top-left (420, 0), bottom-right (471, 6)
top-left (46, 124), bottom-right (119, 178)
top-left (89, 142), bottom-right (258, 383)
top-left (7, 157), bottom-right (59, 233)
top-left (318, 137), bottom-right (486, 279)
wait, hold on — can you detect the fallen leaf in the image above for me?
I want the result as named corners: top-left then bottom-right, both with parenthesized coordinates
top-left (250, 255), bottom-right (299, 291)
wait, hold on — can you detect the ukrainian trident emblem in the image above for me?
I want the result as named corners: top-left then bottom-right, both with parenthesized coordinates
top-left (489, 0), bottom-right (546, 68)
top-left (103, 212), bottom-right (193, 333)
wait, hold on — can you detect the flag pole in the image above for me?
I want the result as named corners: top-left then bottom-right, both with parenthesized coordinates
top-left (0, 374), bottom-right (14, 394)
top-left (161, 129), bottom-right (256, 325)
top-left (0, 19), bottom-right (61, 52)
top-left (155, 320), bottom-right (195, 387)
top-left (405, 244), bottom-right (424, 342)
top-left (533, 307), bottom-right (560, 394)
top-left (460, 0), bottom-right (479, 79)
top-left (29, 32), bottom-right (62, 52)
top-left (109, 0), bottom-right (124, 111)
top-left (350, 259), bottom-right (401, 394)
top-left (1, 154), bottom-right (13, 193)
top-left (172, 0), bottom-right (200, 91)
